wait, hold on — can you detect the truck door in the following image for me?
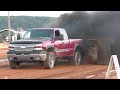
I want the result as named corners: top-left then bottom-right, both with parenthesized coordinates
top-left (63, 40), bottom-right (71, 56)
top-left (59, 29), bottom-right (71, 56)
top-left (54, 30), bottom-right (65, 57)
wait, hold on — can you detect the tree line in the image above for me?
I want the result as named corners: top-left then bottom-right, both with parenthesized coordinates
top-left (0, 16), bottom-right (57, 31)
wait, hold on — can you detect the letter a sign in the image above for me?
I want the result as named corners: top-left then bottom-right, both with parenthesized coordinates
top-left (105, 55), bottom-right (120, 79)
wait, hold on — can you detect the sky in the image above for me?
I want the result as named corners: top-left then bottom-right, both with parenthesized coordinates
top-left (0, 11), bottom-right (73, 17)
top-left (0, 11), bottom-right (95, 17)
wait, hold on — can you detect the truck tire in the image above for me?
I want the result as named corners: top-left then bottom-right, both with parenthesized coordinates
top-left (71, 50), bottom-right (81, 65)
top-left (9, 61), bottom-right (20, 69)
top-left (87, 47), bottom-right (97, 64)
top-left (43, 52), bottom-right (55, 69)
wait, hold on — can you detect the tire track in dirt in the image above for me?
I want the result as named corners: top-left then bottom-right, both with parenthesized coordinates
top-left (0, 60), bottom-right (109, 79)
top-left (38, 65), bottom-right (108, 79)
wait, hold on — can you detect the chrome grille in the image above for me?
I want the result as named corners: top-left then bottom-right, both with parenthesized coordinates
top-left (14, 44), bottom-right (35, 51)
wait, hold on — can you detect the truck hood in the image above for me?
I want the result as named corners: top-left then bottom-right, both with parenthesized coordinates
top-left (10, 38), bottom-right (50, 44)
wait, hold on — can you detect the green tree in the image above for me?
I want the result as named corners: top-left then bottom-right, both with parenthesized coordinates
top-left (0, 16), bottom-right (57, 31)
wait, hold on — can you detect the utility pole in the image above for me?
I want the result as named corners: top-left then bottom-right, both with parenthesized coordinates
top-left (8, 11), bottom-right (11, 42)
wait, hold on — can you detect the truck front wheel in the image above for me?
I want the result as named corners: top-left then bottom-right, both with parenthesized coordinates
top-left (43, 52), bottom-right (55, 69)
top-left (71, 51), bottom-right (81, 65)
top-left (9, 61), bottom-right (20, 69)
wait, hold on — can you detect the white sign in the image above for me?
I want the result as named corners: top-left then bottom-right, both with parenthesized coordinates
top-left (105, 55), bottom-right (120, 79)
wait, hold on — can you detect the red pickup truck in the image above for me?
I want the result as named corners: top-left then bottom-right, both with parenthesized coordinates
top-left (7, 28), bottom-right (83, 69)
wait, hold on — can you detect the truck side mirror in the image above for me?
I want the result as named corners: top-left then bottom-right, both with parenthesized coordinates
top-left (17, 33), bottom-right (21, 40)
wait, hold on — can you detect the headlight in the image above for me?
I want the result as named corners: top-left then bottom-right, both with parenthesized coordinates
top-left (9, 44), bottom-right (14, 50)
top-left (34, 44), bottom-right (43, 50)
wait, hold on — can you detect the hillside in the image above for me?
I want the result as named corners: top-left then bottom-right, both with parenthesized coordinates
top-left (0, 16), bottom-right (57, 30)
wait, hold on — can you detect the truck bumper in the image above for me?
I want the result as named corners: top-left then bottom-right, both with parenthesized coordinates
top-left (7, 51), bottom-right (47, 62)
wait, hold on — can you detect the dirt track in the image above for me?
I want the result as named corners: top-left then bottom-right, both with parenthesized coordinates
top-left (0, 47), bottom-right (117, 79)
top-left (0, 59), bottom-right (117, 79)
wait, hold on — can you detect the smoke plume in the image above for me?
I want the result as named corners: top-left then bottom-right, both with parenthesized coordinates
top-left (50, 11), bottom-right (120, 63)
top-left (51, 11), bottom-right (120, 40)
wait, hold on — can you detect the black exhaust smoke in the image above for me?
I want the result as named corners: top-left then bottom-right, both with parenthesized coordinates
top-left (51, 11), bottom-right (120, 39)
top-left (50, 11), bottom-right (120, 64)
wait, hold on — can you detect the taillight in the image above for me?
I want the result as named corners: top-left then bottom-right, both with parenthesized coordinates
top-left (34, 44), bottom-right (43, 50)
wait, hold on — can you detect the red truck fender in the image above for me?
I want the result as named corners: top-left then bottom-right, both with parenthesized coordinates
top-left (73, 44), bottom-right (83, 55)
top-left (45, 45), bottom-right (54, 51)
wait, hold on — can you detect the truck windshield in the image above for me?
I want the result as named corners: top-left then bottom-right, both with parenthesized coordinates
top-left (23, 30), bottom-right (53, 39)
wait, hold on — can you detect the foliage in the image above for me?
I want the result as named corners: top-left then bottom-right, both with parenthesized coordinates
top-left (0, 16), bottom-right (57, 31)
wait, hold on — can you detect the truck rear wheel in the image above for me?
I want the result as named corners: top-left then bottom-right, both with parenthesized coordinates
top-left (71, 50), bottom-right (81, 65)
top-left (9, 61), bottom-right (20, 69)
top-left (87, 46), bottom-right (97, 64)
top-left (43, 52), bottom-right (55, 69)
